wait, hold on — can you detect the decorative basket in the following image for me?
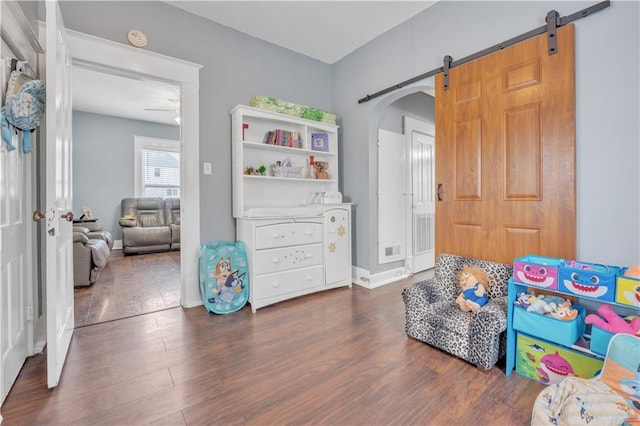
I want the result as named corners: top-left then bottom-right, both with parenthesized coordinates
top-left (270, 165), bottom-right (303, 178)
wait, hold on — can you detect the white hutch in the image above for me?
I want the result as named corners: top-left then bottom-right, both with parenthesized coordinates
top-left (231, 105), bottom-right (352, 312)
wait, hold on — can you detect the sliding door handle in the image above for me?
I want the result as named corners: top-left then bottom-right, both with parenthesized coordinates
top-left (437, 183), bottom-right (443, 202)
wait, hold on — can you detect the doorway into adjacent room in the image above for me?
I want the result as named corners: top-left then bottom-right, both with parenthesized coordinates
top-left (377, 90), bottom-right (436, 277)
top-left (71, 65), bottom-right (183, 327)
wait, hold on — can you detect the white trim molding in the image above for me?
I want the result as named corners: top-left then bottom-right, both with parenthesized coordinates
top-left (63, 28), bottom-right (204, 308)
top-left (352, 265), bottom-right (411, 289)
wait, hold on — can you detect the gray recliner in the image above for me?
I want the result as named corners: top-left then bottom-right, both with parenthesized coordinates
top-left (164, 197), bottom-right (181, 250)
top-left (74, 227), bottom-right (110, 287)
top-left (78, 222), bottom-right (114, 251)
top-left (119, 197), bottom-right (180, 254)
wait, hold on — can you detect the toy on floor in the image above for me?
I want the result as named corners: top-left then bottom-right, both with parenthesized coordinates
top-left (455, 265), bottom-right (489, 313)
top-left (585, 303), bottom-right (640, 335)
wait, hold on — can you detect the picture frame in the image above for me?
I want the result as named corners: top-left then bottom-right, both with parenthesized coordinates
top-left (310, 133), bottom-right (329, 152)
top-left (81, 206), bottom-right (95, 220)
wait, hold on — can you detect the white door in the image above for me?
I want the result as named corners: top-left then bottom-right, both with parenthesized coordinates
top-left (377, 129), bottom-right (407, 264)
top-left (0, 1), bottom-right (39, 405)
top-left (44, 0), bottom-right (74, 388)
top-left (405, 117), bottom-right (435, 273)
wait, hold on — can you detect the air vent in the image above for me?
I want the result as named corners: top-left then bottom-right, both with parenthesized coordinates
top-left (414, 213), bottom-right (434, 254)
top-left (385, 245), bottom-right (401, 257)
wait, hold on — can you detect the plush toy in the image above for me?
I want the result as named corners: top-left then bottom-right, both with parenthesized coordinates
top-left (585, 303), bottom-right (640, 335)
top-left (547, 300), bottom-right (578, 321)
top-left (514, 291), bottom-right (535, 309)
top-left (455, 265), bottom-right (490, 313)
top-left (526, 294), bottom-right (558, 315)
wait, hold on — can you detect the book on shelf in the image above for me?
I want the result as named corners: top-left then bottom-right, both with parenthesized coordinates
top-left (262, 130), bottom-right (302, 148)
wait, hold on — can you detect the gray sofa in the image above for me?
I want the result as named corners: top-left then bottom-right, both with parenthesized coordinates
top-left (401, 253), bottom-right (512, 370)
top-left (119, 197), bottom-right (181, 255)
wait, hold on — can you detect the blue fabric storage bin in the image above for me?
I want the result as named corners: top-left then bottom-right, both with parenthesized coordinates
top-left (589, 325), bottom-right (614, 356)
top-left (513, 305), bottom-right (586, 347)
top-left (558, 260), bottom-right (621, 302)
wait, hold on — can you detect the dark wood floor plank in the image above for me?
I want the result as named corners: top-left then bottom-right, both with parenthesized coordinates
top-left (2, 264), bottom-right (542, 425)
top-left (74, 251), bottom-right (181, 327)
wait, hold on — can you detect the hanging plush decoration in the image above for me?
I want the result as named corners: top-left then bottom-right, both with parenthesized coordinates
top-left (1, 60), bottom-right (46, 154)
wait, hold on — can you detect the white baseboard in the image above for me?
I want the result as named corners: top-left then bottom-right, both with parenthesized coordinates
top-left (352, 265), bottom-right (410, 289)
top-left (113, 240), bottom-right (123, 250)
top-left (33, 339), bottom-right (46, 354)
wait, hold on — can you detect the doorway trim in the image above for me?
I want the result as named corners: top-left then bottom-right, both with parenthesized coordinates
top-left (65, 29), bottom-right (203, 308)
top-left (404, 116), bottom-right (435, 274)
top-left (357, 83), bottom-right (435, 287)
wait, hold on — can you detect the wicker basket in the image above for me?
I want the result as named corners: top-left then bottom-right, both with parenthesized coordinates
top-left (270, 165), bottom-right (303, 178)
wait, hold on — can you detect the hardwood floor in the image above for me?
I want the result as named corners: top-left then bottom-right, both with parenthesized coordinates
top-left (2, 271), bottom-right (543, 425)
top-left (74, 250), bottom-right (181, 328)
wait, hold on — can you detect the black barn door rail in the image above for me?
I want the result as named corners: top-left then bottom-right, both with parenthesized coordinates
top-left (357, 0), bottom-right (610, 104)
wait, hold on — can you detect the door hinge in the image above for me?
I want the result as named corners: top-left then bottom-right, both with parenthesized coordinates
top-left (26, 305), bottom-right (34, 323)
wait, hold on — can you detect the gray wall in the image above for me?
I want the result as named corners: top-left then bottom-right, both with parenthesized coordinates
top-left (59, 1), bottom-right (332, 246)
top-left (379, 92), bottom-right (434, 134)
top-left (333, 1), bottom-right (640, 271)
top-left (58, 1), bottom-right (639, 274)
top-left (72, 111), bottom-right (179, 241)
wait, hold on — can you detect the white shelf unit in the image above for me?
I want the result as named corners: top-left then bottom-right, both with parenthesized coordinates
top-left (230, 105), bottom-right (351, 312)
top-left (231, 105), bottom-right (339, 218)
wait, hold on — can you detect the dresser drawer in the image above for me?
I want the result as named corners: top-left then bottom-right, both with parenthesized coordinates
top-left (254, 244), bottom-right (323, 274)
top-left (255, 222), bottom-right (322, 249)
top-left (253, 265), bottom-right (324, 300)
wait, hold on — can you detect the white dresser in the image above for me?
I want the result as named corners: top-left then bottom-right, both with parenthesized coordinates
top-left (237, 206), bottom-right (351, 312)
top-left (231, 103), bottom-right (351, 311)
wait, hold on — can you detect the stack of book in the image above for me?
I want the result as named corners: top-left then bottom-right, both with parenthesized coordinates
top-left (262, 129), bottom-right (302, 148)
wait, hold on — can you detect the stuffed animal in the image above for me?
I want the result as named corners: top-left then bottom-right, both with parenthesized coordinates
top-left (526, 294), bottom-right (558, 315)
top-left (585, 303), bottom-right (640, 335)
top-left (455, 265), bottom-right (490, 313)
top-left (514, 291), bottom-right (535, 309)
top-left (547, 300), bottom-right (578, 321)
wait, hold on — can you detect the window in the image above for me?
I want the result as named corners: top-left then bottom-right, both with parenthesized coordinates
top-left (134, 136), bottom-right (180, 198)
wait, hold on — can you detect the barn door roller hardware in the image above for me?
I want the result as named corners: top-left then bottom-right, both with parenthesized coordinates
top-left (358, 0), bottom-right (610, 103)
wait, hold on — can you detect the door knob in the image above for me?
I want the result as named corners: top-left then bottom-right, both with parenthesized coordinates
top-left (33, 210), bottom-right (45, 222)
top-left (61, 211), bottom-right (74, 222)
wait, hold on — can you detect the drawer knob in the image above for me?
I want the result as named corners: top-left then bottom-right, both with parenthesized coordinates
top-left (272, 258), bottom-right (281, 264)
top-left (305, 230), bottom-right (314, 235)
top-left (305, 253), bottom-right (313, 259)
top-left (273, 282), bottom-right (280, 288)
top-left (305, 276), bottom-right (313, 281)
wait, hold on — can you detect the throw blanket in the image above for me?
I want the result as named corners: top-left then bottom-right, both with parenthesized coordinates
top-left (532, 377), bottom-right (639, 425)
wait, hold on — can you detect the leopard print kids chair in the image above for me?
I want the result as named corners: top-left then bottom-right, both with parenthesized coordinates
top-left (402, 253), bottom-right (512, 370)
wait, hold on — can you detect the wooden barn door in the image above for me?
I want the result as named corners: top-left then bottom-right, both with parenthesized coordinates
top-left (435, 25), bottom-right (576, 264)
